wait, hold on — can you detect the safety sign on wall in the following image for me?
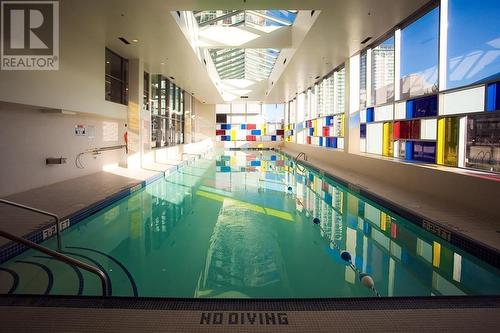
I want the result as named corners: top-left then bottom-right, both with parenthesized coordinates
top-left (75, 124), bottom-right (86, 136)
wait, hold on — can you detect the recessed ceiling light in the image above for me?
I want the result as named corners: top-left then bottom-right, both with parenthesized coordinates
top-left (106, 61), bottom-right (110, 64)
top-left (132, 39), bottom-right (139, 43)
top-left (160, 62), bottom-right (165, 65)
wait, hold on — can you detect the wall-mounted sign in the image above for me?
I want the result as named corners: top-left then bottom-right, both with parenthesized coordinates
top-left (75, 124), bottom-right (86, 136)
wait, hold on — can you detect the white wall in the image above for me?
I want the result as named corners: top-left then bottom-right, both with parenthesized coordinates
top-left (193, 99), bottom-right (215, 142)
top-left (0, 103), bottom-right (126, 196)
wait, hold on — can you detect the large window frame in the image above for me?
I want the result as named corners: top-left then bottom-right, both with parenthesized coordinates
top-left (105, 48), bottom-right (129, 105)
top-left (151, 75), bottom-right (185, 148)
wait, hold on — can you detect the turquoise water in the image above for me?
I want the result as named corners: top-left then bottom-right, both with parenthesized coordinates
top-left (1, 150), bottom-right (500, 298)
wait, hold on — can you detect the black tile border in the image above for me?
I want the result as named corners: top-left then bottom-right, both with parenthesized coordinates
top-left (0, 294), bottom-right (499, 311)
top-left (277, 149), bottom-right (500, 269)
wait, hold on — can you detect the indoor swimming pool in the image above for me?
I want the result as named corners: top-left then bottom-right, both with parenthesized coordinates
top-left (1, 150), bottom-right (499, 298)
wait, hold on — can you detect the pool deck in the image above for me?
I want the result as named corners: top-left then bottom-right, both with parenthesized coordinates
top-left (0, 164), bottom-right (179, 249)
top-left (280, 147), bottom-right (500, 257)
top-left (1, 295), bottom-right (499, 332)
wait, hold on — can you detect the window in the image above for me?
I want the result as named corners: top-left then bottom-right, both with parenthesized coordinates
top-left (214, 103), bottom-right (285, 142)
top-left (466, 113), bottom-right (500, 172)
top-left (446, 0), bottom-right (500, 90)
top-left (262, 104), bottom-right (284, 124)
top-left (371, 36), bottom-right (395, 105)
top-left (400, 7), bottom-right (439, 99)
top-left (335, 66), bottom-right (346, 114)
top-left (150, 75), bottom-right (185, 148)
top-left (360, 51), bottom-right (367, 108)
top-left (143, 72), bottom-right (150, 111)
top-left (105, 48), bottom-right (128, 105)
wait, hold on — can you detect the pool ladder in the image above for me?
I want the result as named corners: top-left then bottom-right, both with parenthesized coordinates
top-left (0, 199), bottom-right (110, 296)
top-left (294, 152), bottom-right (308, 163)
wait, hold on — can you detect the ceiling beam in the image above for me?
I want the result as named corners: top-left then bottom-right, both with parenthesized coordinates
top-left (246, 10), bottom-right (292, 26)
top-left (199, 10), bottom-right (244, 27)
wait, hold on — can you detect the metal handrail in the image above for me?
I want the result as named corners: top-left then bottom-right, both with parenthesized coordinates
top-left (294, 152), bottom-right (307, 162)
top-left (0, 229), bottom-right (110, 296)
top-left (0, 199), bottom-right (62, 251)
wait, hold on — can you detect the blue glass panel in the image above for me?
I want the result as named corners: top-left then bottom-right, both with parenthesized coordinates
top-left (360, 124), bottom-right (367, 138)
top-left (358, 202), bottom-right (365, 218)
top-left (400, 7), bottom-right (439, 99)
top-left (220, 166), bottom-right (231, 172)
top-left (271, 135), bottom-right (277, 141)
top-left (324, 193), bottom-right (333, 205)
top-left (271, 155), bottom-right (277, 161)
top-left (325, 116), bottom-right (333, 126)
top-left (251, 130), bottom-right (261, 135)
top-left (309, 128), bottom-right (314, 136)
top-left (407, 95), bottom-right (438, 118)
top-left (333, 137), bottom-right (338, 149)
top-left (413, 141), bottom-right (436, 163)
top-left (363, 221), bottom-right (372, 236)
top-left (319, 137), bottom-right (323, 146)
top-left (221, 124), bottom-right (232, 130)
top-left (250, 160), bottom-right (261, 166)
top-left (405, 141), bottom-right (414, 160)
top-left (447, 0), bottom-right (500, 89)
top-left (486, 82), bottom-right (500, 111)
top-left (240, 124), bottom-right (246, 129)
top-left (406, 100), bottom-right (414, 119)
top-left (366, 107), bottom-right (375, 122)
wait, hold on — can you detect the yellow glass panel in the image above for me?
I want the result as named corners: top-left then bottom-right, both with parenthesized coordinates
top-left (340, 114), bottom-right (345, 137)
top-left (437, 118), bottom-right (458, 166)
top-left (383, 122), bottom-right (393, 157)
top-left (437, 118), bottom-right (445, 164)
top-left (433, 241), bottom-right (441, 268)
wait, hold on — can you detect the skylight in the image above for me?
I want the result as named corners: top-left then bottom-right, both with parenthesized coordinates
top-left (195, 10), bottom-right (297, 81)
top-left (210, 48), bottom-right (280, 80)
top-left (195, 10), bottom-right (297, 28)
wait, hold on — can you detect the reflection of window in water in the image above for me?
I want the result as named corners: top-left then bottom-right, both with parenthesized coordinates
top-left (196, 200), bottom-right (286, 297)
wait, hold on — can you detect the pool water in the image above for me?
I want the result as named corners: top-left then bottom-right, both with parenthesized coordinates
top-left (1, 150), bottom-right (500, 298)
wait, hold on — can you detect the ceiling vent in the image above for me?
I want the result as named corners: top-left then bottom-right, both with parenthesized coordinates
top-left (118, 37), bottom-right (130, 45)
top-left (361, 36), bottom-right (372, 44)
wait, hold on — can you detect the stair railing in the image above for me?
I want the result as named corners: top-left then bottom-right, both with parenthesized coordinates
top-left (0, 229), bottom-right (110, 296)
top-left (0, 199), bottom-right (62, 251)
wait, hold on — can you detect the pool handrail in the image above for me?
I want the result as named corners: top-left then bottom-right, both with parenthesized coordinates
top-left (294, 151), bottom-right (308, 162)
top-left (0, 229), bottom-right (110, 296)
top-left (0, 199), bottom-right (62, 252)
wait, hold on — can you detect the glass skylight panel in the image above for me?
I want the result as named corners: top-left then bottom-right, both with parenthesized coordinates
top-left (209, 48), bottom-right (280, 80)
top-left (196, 10), bottom-right (297, 28)
top-left (196, 10), bottom-right (298, 81)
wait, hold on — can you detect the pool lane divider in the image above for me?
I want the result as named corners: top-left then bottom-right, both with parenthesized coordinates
top-left (0, 158), bottom-right (198, 265)
top-left (279, 149), bottom-right (500, 269)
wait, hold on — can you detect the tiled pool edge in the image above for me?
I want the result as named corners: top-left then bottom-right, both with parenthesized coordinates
top-left (1, 294), bottom-right (499, 311)
top-left (0, 162), bottom-right (189, 264)
top-left (276, 148), bottom-right (500, 269)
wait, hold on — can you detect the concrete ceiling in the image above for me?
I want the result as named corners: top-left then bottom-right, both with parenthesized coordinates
top-left (92, 0), bottom-right (431, 104)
